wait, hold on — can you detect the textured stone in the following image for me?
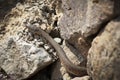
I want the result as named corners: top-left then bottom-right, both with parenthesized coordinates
top-left (58, 0), bottom-right (87, 39)
top-left (59, 0), bottom-right (120, 39)
top-left (0, 37), bottom-right (52, 80)
top-left (87, 17), bottom-right (120, 80)
top-left (83, 0), bottom-right (119, 37)
top-left (0, 0), bottom-right (62, 80)
top-left (0, 67), bottom-right (12, 80)
top-left (58, 0), bottom-right (120, 59)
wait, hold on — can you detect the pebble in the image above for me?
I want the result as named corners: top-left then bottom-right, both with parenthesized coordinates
top-left (48, 48), bottom-right (54, 53)
top-left (71, 76), bottom-right (91, 80)
top-left (36, 41), bottom-right (44, 47)
top-left (44, 44), bottom-right (51, 50)
top-left (54, 37), bottom-right (62, 44)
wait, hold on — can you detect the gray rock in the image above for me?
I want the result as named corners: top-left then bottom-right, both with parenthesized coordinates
top-left (0, 67), bottom-right (12, 80)
top-left (59, 0), bottom-right (120, 39)
top-left (58, 0), bottom-right (87, 39)
top-left (83, 0), bottom-right (120, 37)
top-left (58, 0), bottom-right (90, 58)
top-left (0, 37), bottom-right (52, 80)
top-left (58, 0), bottom-right (120, 63)
top-left (87, 17), bottom-right (120, 80)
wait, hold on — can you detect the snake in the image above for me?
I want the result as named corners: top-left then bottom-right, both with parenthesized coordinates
top-left (25, 24), bottom-right (87, 76)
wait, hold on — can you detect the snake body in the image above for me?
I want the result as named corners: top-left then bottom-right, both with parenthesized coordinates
top-left (25, 24), bottom-right (87, 76)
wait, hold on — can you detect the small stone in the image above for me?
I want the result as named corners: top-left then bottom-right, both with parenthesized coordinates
top-left (17, 31), bottom-right (23, 37)
top-left (41, 23), bottom-right (47, 30)
top-left (16, 3), bottom-right (24, 10)
top-left (48, 48), bottom-right (54, 53)
top-left (0, 74), bottom-right (3, 77)
top-left (44, 44), bottom-right (51, 50)
top-left (27, 33), bottom-right (34, 41)
top-left (71, 76), bottom-right (90, 80)
top-left (36, 41), bottom-right (44, 47)
top-left (54, 37), bottom-right (62, 44)
top-left (53, 52), bottom-right (57, 56)
top-left (63, 73), bottom-right (71, 80)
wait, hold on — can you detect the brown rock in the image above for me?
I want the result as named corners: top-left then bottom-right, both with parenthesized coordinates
top-left (58, 0), bottom-right (120, 58)
top-left (83, 0), bottom-right (120, 37)
top-left (87, 17), bottom-right (120, 80)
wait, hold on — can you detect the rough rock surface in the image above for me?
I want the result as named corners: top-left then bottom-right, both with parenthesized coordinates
top-left (87, 17), bottom-right (120, 80)
top-left (0, 67), bottom-right (12, 80)
top-left (58, 0), bottom-right (87, 39)
top-left (0, 37), bottom-right (52, 79)
top-left (0, 0), bottom-right (60, 79)
top-left (59, 0), bottom-right (120, 39)
top-left (83, 0), bottom-right (120, 37)
top-left (58, 0), bottom-right (120, 59)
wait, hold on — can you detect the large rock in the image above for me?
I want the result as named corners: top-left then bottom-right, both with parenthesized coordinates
top-left (87, 17), bottom-right (120, 80)
top-left (58, 0), bottom-right (120, 58)
top-left (0, 1), bottom-right (61, 79)
top-left (0, 37), bottom-right (52, 80)
top-left (83, 0), bottom-right (120, 37)
top-left (58, 0), bottom-right (87, 39)
top-left (59, 0), bottom-right (120, 39)
top-left (58, 0), bottom-right (89, 58)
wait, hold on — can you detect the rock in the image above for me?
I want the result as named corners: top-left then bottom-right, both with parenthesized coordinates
top-left (58, 0), bottom-right (120, 59)
top-left (54, 37), bottom-right (62, 44)
top-left (59, 0), bottom-right (120, 39)
top-left (58, 0), bottom-right (88, 39)
top-left (0, 37), bottom-right (53, 80)
top-left (71, 76), bottom-right (90, 80)
top-left (63, 73), bottom-right (71, 80)
top-left (44, 44), bottom-right (51, 51)
top-left (58, 0), bottom-right (120, 58)
top-left (0, 0), bottom-right (66, 80)
top-left (83, 0), bottom-right (120, 37)
top-left (87, 17), bottom-right (120, 80)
